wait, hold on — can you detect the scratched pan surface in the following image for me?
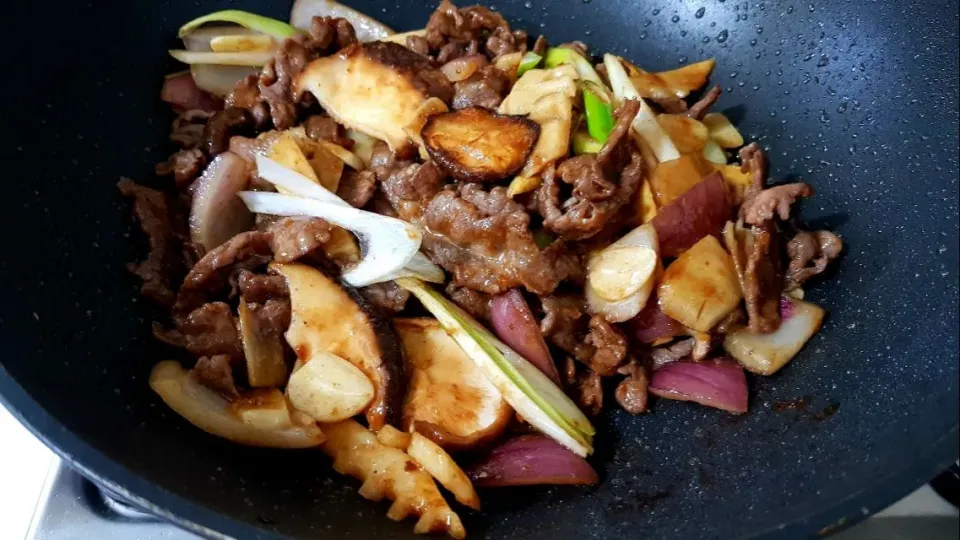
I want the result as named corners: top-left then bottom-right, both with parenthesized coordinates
top-left (0, 0), bottom-right (956, 538)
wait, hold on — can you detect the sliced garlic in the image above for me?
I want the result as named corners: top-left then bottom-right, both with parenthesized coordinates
top-left (286, 350), bottom-right (375, 423)
top-left (588, 246), bottom-right (658, 301)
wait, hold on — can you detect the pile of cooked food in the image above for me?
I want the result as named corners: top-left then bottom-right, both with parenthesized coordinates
top-left (121, 1), bottom-right (843, 536)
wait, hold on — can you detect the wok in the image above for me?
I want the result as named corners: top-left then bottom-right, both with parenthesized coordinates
top-left (0, 0), bottom-right (957, 538)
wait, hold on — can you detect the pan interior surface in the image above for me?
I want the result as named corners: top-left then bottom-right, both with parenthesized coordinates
top-left (0, 1), bottom-right (956, 539)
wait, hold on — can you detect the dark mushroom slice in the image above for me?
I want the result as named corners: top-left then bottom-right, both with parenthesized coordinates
top-left (422, 107), bottom-right (539, 182)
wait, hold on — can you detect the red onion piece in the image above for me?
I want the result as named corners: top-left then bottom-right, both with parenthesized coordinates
top-left (649, 357), bottom-right (748, 413)
top-left (490, 290), bottom-right (561, 385)
top-left (651, 172), bottom-right (732, 258)
top-left (190, 152), bottom-right (254, 252)
top-left (161, 72), bottom-right (222, 112)
top-left (467, 435), bottom-right (598, 487)
top-left (627, 293), bottom-right (685, 344)
top-left (440, 54), bottom-right (488, 82)
top-left (779, 296), bottom-right (795, 319)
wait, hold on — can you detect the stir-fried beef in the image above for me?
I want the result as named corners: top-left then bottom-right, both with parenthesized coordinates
top-left (739, 142), bottom-right (768, 200)
top-left (192, 354), bottom-right (239, 398)
top-left (583, 315), bottom-right (628, 376)
top-left (540, 295), bottom-right (595, 361)
top-left (173, 231), bottom-right (273, 320)
top-left (259, 39), bottom-right (313, 130)
top-left (170, 109), bottom-right (214, 149)
top-left (437, 39), bottom-right (481, 64)
top-left (303, 115), bottom-right (354, 149)
top-left (532, 35), bottom-right (548, 56)
top-left (422, 184), bottom-right (578, 294)
top-left (236, 270), bottom-right (288, 304)
top-left (267, 217), bottom-right (335, 263)
top-left (380, 160), bottom-right (448, 221)
top-left (255, 298), bottom-right (293, 335)
top-left (575, 369), bottom-right (604, 416)
top-left (452, 66), bottom-right (510, 109)
top-left (204, 107), bottom-right (251, 156)
top-left (118, 179), bottom-right (184, 306)
top-left (406, 35), bottom-right (431, 57)
top-left (361, 281), bottom-right (411, 314)
top-left (686, 85), bottom-right (722, 120)
top-left (649, 338), bottom-right (694, 370)
top-left (445, 283), bottom-right (492, 321)
top-left (615, 361), bottom-right (649, 414)
top-left (336, 170), bottom-right (378, 208)
top-left (425, 0), bottom-right (526, 59)
top-left (155, 302), bottom-right (243, 359)
top-left (538, 100), bottom-right (643, 240)
top-left (741, 182), bottom-right (814, 226)
top-left (785, 230), bottom-right (843, 290)
top-left (156, 148), bottom-right (206, 188)
top-left (743, 222), bottom-right (784, 333)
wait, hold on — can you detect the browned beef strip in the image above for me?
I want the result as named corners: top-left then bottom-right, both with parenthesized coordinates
top-left (173, 231), bottom-right (273, 321)
top-left (156, 302), bottom-right (243, 359)
top-left (615, 361), bottom-right (649, 414)
top-left (785, 230), bottom-right (843, 290)
top-left (532, 35), bottom-right (548, 56)
top-left (379, 160), bottom-right (448, 221)
top-left (686, 85), bottom-right (722, 120)
top-left (584, 315), bottom-right (627, 376)
top-left (739, 142), bottom-right (768, 200)
top-left (421, 184), bottom-right (578, 295)
top-left (237, 270), bottom-right (288, 304)
top-left (204, 107), bottom-right (251, 156)
top-left (192, 354), bottom-right (238, 398)
top-left (651, 96), bottom-right (688, 114)
top-left (741, 182), bottom-right (815, 226)
top-left (538, 101), bottom-right (643, 240)
top-left (361, 281), bottom-right (411, 314)
top-left (226, 75), bottom-right (260, 110)
top-left (118, 179), bottom-right (184, 306)
top-left (406, 35), bottom-right (431, 57)
top-left (170, 109), bottom-right (214, 149)
top-left (258, 39), bottom-right (312, 130)
top-left (155, 148), bottom-right (206, 189)
top-left (649, 338), bottom-right (694, 370)
top-left (445, 283), bottom-right (492, 321)
top-left (303, 115), bottom-right (354, 149)
top-left (257, 298), bottom-right (292, 335)
top-left (540, 294), bottom-right (594, 362)
top-left (452, 65), bottom-right (509, 109)
top-left (576, 369), bottom-right (603, 416)
top-left (425, 1), bottom-right (525, 59)
top-left (266, 217), bottom-right (338, 264)
top-left (437, 39), bottom-right (481, 64)
top-left (336, 170), bottom-right (378, 208)
top-left (743, 222), bottom-right (784, 333)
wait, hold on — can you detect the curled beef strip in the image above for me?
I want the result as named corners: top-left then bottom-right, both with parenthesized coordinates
top-left (583, 316), bottom-right (628, 376)
top-left (743, 222), bottom-right (784, 333)
top-left (445, 283), bottom-right (492, 322)
top-left (452, 65), bottom-right (510, 110)
top-left (226, 75), bottom-right (270, 128)
top-left (686, 85), bottom-right (722, 120)
top-left (173, 231), bottom-right (273, 321)
top-left (304, 115), bottom-right (354, 149)
top-left (336, 170), bottom-right (378, 208)
top-left (738, 142), bottom-right (814, 226)
top-left (155, 302), bottom-right (243, 359)
top-left (204, 107), bottom-right (251, 156)
top-left (361, 281), bottom-right (411, 314)
top-left (237, 270), bottom-right (288, 304)
top-left (425, 0), bottom-right (527, 60)
top-left (266, 217), bottom-right (335, 264)
top-left (156, 148), bottom-right (206, 188)
top-left (422, 184), bottom-right (579, 295)
top-left (192, 354), bottom-right (238, 398)
top-left (785, 230), bottom-right (843, 290)
top-left (649, 338), bottom-right (694, 370)
top-left (615, 361), bottom-right (649, 414)
top-left (170, 109), bottom-right (214, 149)
top-left (118, 179), bottom-right (184, 306)
top-left (539, 295), bottom-right (628, 375)
top-left (538, 100), bottom-right (643, 240)
top-left (562, 357), bottom-right (603, 417)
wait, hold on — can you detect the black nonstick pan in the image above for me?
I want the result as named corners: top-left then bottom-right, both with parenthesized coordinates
top-left (0, 1), bottom-right (957, 538)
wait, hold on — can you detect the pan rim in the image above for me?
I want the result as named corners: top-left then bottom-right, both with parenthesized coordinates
top-left (1, 362), bottom-right (956, 539)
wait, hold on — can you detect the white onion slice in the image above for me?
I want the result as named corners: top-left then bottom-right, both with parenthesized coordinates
top-left (290, 0), bottom-right (394, 42)
top-left (190, 152), bottom-right (254, 252)
top-left (238, 190), bottom-right (421, 287)
top-left (254, 155), bottom-right (445, 283)
top-left (603, 54), bottom-right (680, 162)
top-left (169, 50), bottom-right (275, 66)
top-left (182, 27), bottom-right (261, 96)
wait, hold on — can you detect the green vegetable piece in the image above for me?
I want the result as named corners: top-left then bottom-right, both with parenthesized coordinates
top-left (572, 131), bottom-right (604, 155)
top-left (179, 10), bottom-right (298, 40)
top-left (517, 51), bottom-right (543, 76)
top-left (582, 88), bottom-right (614, 143)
